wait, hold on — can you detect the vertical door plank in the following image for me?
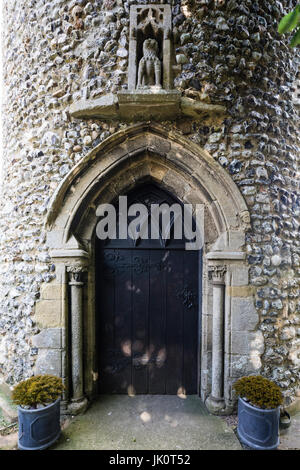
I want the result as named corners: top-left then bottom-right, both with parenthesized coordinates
top-left (98, 249), bottom-right (117, 393)
top-left (183, 250), bottom-right (199, 394)
top-left (132, 250), bottom-right (149, 393)
top-left (111, 249), bottom-right (132, 393)
top-left (165, 250), bottom-right (184, 394)
top-left (148, 250), bottom-right (168, 393)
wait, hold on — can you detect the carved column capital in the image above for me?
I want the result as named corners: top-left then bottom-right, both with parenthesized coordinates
top-left (67, 265), bottom-right (87, 285)
top-left (209, 265), bottom-right (227, 285)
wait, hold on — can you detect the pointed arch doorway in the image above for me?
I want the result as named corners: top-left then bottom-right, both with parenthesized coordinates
top-left (95, 184), bottom-right (201, 395)
top-left (44, 123), bottom-right (251, 415)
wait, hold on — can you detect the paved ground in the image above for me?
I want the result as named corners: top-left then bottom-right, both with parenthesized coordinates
top-left (278, 412), bottom-right (300, 450)
top-left (2, 395), bottom-right (299, 450)
top-left (51, 395), bottom-right (242, 450)
top-left (0, 431), bottom-right (18, 450)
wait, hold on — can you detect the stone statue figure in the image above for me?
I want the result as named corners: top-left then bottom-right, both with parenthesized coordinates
top-left (137, 39), bottom-right (162, 89)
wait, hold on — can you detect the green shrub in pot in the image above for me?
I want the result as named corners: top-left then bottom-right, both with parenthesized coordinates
top-left (234, 375), bottom-right (283, 450)
top-left (12, 375), bottom-right (64, 450)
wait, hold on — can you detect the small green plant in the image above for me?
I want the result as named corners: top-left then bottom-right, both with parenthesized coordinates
top-left (12, 375), bottom-right (64, 409)
top-left (234, 376), bottom-right (283, 410)
top-left (278, 4), bottom-right (300, 47)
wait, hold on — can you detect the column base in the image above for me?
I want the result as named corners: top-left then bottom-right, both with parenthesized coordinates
top-left (205, 395), bottom-right (231, 415)
top-left (60, 400), bottom-right (69, 414)
top-left (66, 397), bottom-right (89, 416)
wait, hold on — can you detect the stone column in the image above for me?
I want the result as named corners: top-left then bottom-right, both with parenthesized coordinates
top-left (206, 265), bottom-right (227, 415)
top-left (128, 7), bottom-right (138, 90)
top-left (67, 265), bottom-right (88, 415)
top-left (163, 29), bottom-right (172, 90)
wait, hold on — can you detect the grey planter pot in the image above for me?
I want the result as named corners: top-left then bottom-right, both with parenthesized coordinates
top-left (18, 398), bottom-right (61, 450)
top-left (237, 397), bottom-right (280, 450)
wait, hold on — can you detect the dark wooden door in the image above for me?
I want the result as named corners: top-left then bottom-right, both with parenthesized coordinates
top-left (96, 185), bottom-right (200, 395)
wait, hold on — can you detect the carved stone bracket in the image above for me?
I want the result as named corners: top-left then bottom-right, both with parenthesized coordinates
top-left (69, 92), bottom-right (226, 122)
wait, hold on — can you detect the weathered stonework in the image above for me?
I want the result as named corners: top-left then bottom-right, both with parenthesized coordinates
top-left (69, 90), bottom-right (226, 120)
top-left (0, 0), bottom-right (299, 412)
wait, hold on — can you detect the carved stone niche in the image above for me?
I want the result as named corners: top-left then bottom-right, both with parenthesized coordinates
top-left (117, 4), bottom-right (182, 121)
top-left (69, 4), bottom-right (227, 122)
top-left (128, 4), bottom-right (172, 91)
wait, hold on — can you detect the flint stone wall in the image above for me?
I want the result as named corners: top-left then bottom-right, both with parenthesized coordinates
top-left (0, 0), bottom-right (299, 405)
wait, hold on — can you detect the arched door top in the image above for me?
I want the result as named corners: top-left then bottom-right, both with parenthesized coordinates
top-left (46, 122), bottom-right (249, 254)
top-left (98, 183), bottom-right (198, 250)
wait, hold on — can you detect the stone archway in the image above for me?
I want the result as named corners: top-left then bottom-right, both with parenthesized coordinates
top-left (35, 123), bottom-right (262, 415)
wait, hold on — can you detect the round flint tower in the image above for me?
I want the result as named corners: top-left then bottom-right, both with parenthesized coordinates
top-left (0, 0), bottom-right (299, 414)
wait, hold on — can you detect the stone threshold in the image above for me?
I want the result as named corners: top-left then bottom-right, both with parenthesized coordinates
top-left (69, 90), bottom-right (226, 122)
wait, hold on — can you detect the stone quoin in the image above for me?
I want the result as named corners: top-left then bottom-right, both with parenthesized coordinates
top-left (0, 0), bottom-right (299, 416)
